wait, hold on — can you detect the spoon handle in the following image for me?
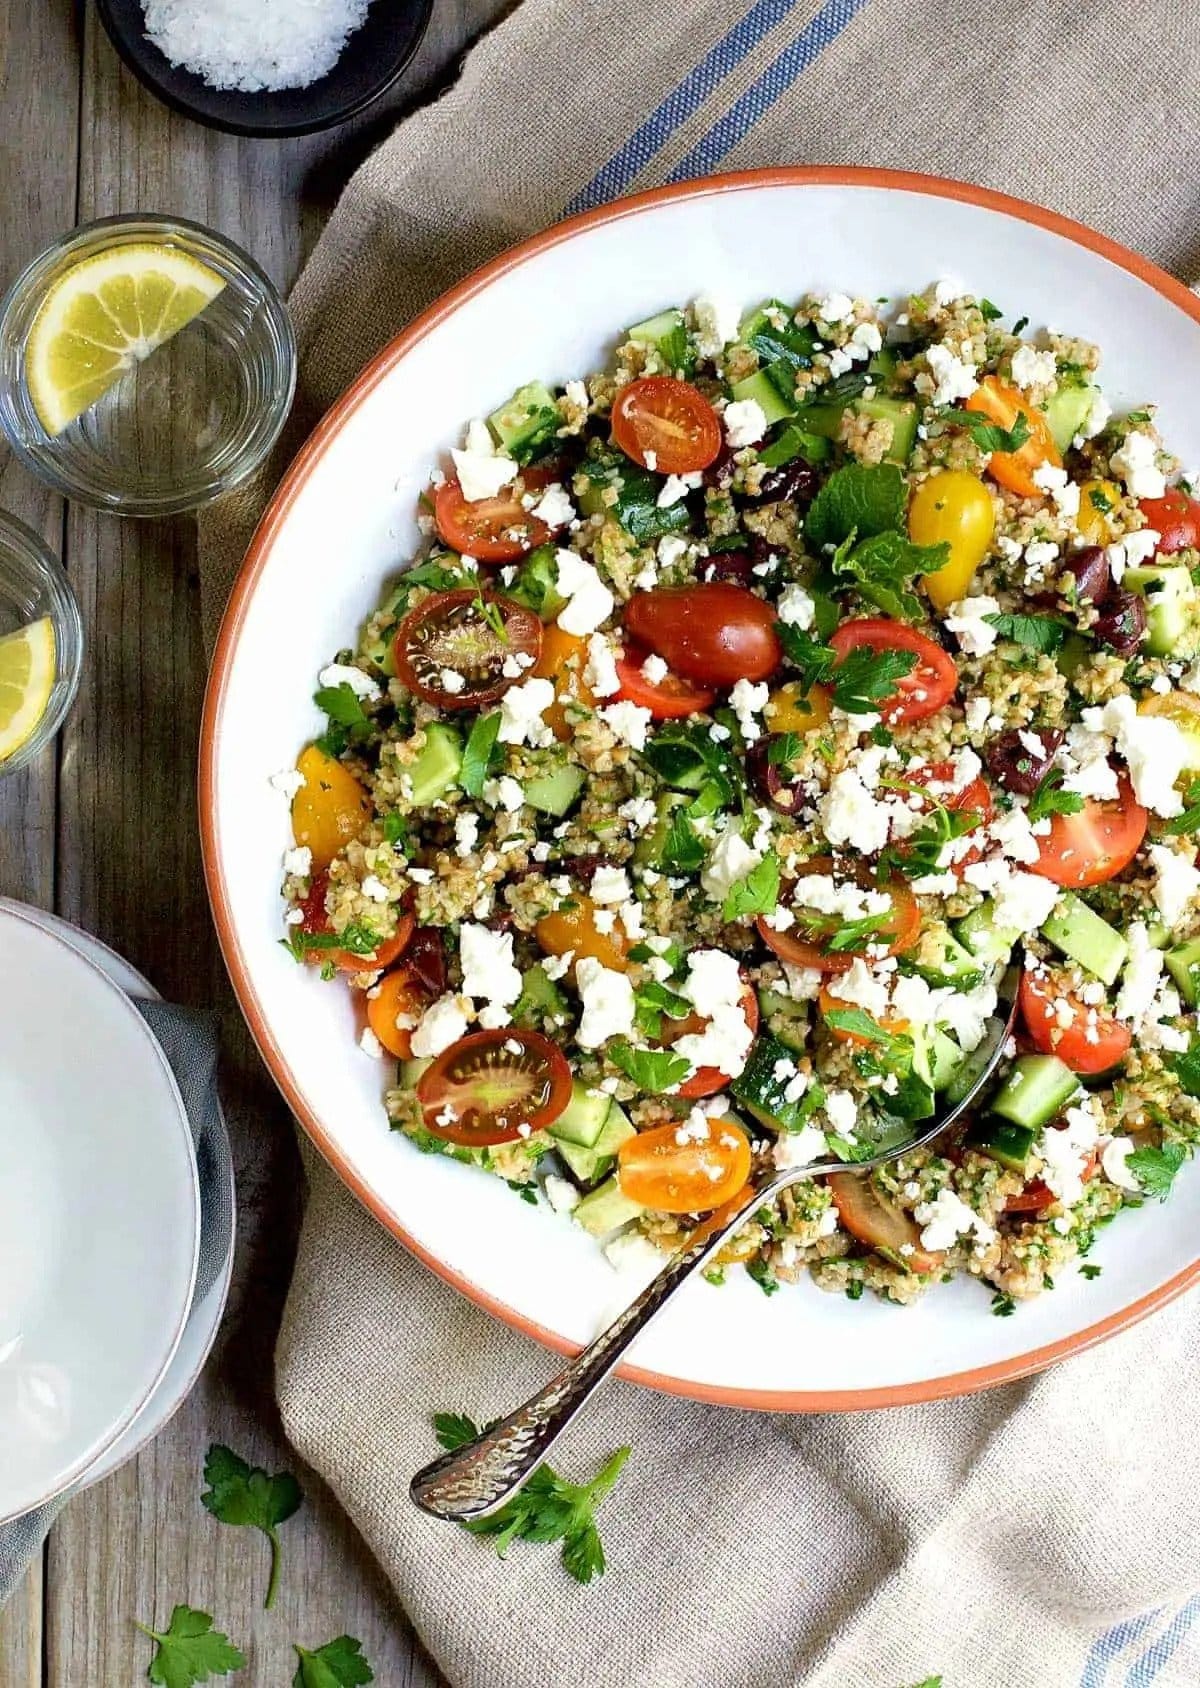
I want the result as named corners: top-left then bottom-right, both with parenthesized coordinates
top-left (409, 1175), bottom-right (778, 1521)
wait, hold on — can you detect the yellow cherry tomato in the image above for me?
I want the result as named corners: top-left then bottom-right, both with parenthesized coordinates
top-left (765, 680), bottom-right (832, 734)
top-left (1076, 478), bottom-right (1122, 545)
top-left (535, 893), bottom-right (629, 972)
top-left (532, 623), bottom-right (594, 742)
top-left (909, 469), bottom-right (996, 611)
top-left (291, 743), bottom-right (372, 873)
top-left (1138, 690), bottom-right (1200, 772)
top-left (617, 1114), bottom-right (752, 1213)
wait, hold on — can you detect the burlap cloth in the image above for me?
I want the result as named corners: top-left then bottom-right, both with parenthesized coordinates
top-left (198, 2), bottom-right (1200, 1682)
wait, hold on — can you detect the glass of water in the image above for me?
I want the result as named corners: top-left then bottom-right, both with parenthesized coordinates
top-left (0, 214), bottom-right (296, 517)
top-left (0, 511), bottom-right (83, 776)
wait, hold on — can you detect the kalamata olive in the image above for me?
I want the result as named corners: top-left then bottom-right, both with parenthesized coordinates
top-left (751, 457), bottom-right (822, 506)
top-left (566, 853), bottom-right (623, 886)
top-left (746, 738), bottom-right (808, 813)
top-left (1093, 590), bottom-right (1146, 655)
top-left (702, 549), bottom-right (754, 586)
top-left (1061, 545), bottom-right (1110, 605)
top-left (403, 926), bottom-right (448, 998)
top-left (984, 728), bottom-right (1064, 796)
top-left (702, 441), bottom-right (737, 489)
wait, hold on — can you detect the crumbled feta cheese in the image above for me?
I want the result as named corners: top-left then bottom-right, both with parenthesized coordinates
top-left (723, 398), bottom-right (767, 448)
top-left (964, 695), bottom-right (991, 735)
top-left (773, 1125), bottom-right (828, 1170)
top-left (693, 294), bottom-right (741, 359)
top-left (820, 767), bottom-right (891, 855)
top-left (1022, 540), bottom-right (1059, 586)
top-left (564, 378), bottom-right (588, 412)
top-left (459, 923), bottom-right (522, 1010)
top-left (823, 1089), bottom-right (858, 1141)
top-left (944, 594), bottom-right (1000, 655)
top-left (700, 824), bottom-right (762, 900)
top-left (849, 320), bottom-right (883, 358)
top-left (776, 583), bottom-right (815, 629)
top-left (1032, 462), bottom-right (1080, 522)
top-left (729, 677), bottom-right (769, 745)
top-left (555, 550), bottom-right (615, 636)
top-left (1115, 922), bottom-right (1166, 1026)
top-left (282, 845), bottom-right (312, 877)
top-left (1111, 429), bottom-right (1166, 500)
top-left (641, 652), bottom-right (668, 684)
top-left (1038, 1099), bottom-right (1099, 1205)
top-left (990, 867), bottom-right (1060, 934)
top-left (411, 993), bottom-right (472, 1057)
top-left (603, 1230), bottom-right (665, 1280)
top-left (657, 472), bottom-right (699, 507)
top-left (657, 534), bottom-right (691, 569)
top-left (482, 775), bottom-right (525, 814)
top-left (1100, 1136), bottom-right (1140, 1193)
top-left (497, 676), bottom-right (556, 748)
top-left (318, 661), bottom-right (381, 701)
top-left (541, 950), bottom-right (572, 981)
top-left (451, 427), bottom-right (518, 502)
top-left (1011, 344), bottom-right (1056, 390)
top-left (925, 342), bottom-right (978, 406)
top-left (270, 766), bottom-right (306, 799)
top-left (675, 949), bottom-right (755, 1078)
top-left (619, 794), bottom-right (657, 831)
top-left (816, 292), bottom-right (855, 323)
top-left (454, 813), bottom-right (480, 858)
top-left (825, 958), bottom-right (891, 1019)
top-left (531, 482), bottom-right (575, 528)
top-left (360, 873), bottom-right (390, 903)
top-left (574, 957), bottom-right (636, 1047)
top-left (589, 865), bottom-right (631, 906)
top-left (1148, 843), bottom-right (1200, 926)
top-left (438, 667), bottom-right (466, 696)
top-left (584, 632), bottom-right (622, 697)
top-left (914, 1188), bottom-right (996, 1251)
top-left (500, 650), bottom-right (535, 679)
top-left (543, 1173), bottom-right (580, 1214)
top-left (1105, 527), bottom-right (1160, 585)
top-left (933, 278), bottom-right (967, 306)
top-left (359, 1026), bottom-right (385, 1058)
top-left (599, 699), bottom-right (652, 750)
top-left (1080, 389), bottom-right (1111, 440)
top-left (1081, 693), bottom-right (1187, 816)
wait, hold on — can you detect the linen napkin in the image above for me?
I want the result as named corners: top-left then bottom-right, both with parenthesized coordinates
top-left (0, 991), bottom-right (234, 1606)
top-left (197, 1), bottom-right (1200, 1682)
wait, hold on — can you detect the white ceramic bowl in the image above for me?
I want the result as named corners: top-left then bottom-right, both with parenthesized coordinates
top-left (0, 908), bottom-right (200, 1519)
top-left (202, 168), bottom-right (1200, 1410)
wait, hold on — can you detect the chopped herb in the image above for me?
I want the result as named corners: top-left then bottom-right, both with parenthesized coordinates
top-left (793, 908), bottom-right (889, 953)
top-left (745, 1257), bottom-right (779, 1297)
top-left (1162, 779), bottom-right (1200, 836)
top-left (984, 611), bottom-right (1067, 654)
top-left (382, 812), bottom-right (408, 847)
top-left (1127, 1142), bottom-right (1187, 1199)
top-left (775, 623), bottom-right (836, 691)
top-left (979, 298), bottom-right (1003, 322)
top-left (1089, 485), bottom-right (1114, 514)
top-left (633, 979), bottom-right (691, 1039)
top-left (936, 406), bottom-right (1031, 455)
top-left (608, 1043), bottom-right (691, 1093)
top-left (1079, 1263), bottom-right (1102, 1280)
top-left (1012, 315), bottom-right (1029, 335)
top-left (803, 368), bottom-right (872, 408)
top-left (830, 642), bottom-right (919, 716)
top-left (767, 731), bottom-right (805, 764)
top-left (293, 1636), bottom-right (375, 1688)
top-left (201, 1444), bottom-right (303, 1610)
top-left (314, 680), bottom-right (372, 757)
top-left (821, 1007), bottom-right (909, 1057)
top-left (640, 719), bottom-right (745, 807)
top-left (460, 710), bottom-right (502, 798)
top-left (1126, 408), bottom-right (1152, 428)
top-left (702, 1265), bottom-right (726, 1287)
top-left (1027, 767), bottom-right (1085, 824)
top-left (628, 938), bottom-right (684, 971)
top-left (835, 529), bottom-right (948, 621)
top-left (135, 1607), bottom-right (245, 1688)
top-left (882, 802), bottom-right (981, 879)
top-left (1168, 1037), bottom-right (1200, 1098)
top-left (723, 850), bottom-right (782, 920)
top-left (473, 591), bottom-right (509, 641)
top-left (506, 1178), bottom-right (539, 1205)
top-left (845, 1279), bottom-right (865, 1301)
top-left (991, 1291), bottom-right (1017, 1317)
top-left (282, 920), bottom-right (381, 964)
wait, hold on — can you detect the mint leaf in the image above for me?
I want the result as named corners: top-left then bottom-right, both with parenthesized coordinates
top-left (609, 1043), bottom-right (691, 1093)
top-left (1128, 1142), bottom-right (1187, 1199)
top-left (135, 1607), bottom-right (244, 1688)
top-left (460, 711), bottom-right (502, 798)
top-left (722, 850), bottom-right (781, 920)
top-left (293, 1636), bottom-right (374, 1688)
top-left (985, 612), bottom-right (1066, 653)
top-left (201, 1444), bottom-right (303, 1610)
top-left (804, 462), bottom-right (907, 550)
top-left (833, 529), bottom-right (948, 621)
top-left (935, 406), bottom-right (1031, 454)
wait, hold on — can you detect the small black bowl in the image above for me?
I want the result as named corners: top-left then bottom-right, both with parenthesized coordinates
top-left (95, 0), bottom-right (433, 138)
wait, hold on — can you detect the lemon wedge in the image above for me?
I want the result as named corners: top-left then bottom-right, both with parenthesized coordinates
top-left (24, 243), bottom-right (226, 436)
top-left (0, 617), bottom-right (56, 762)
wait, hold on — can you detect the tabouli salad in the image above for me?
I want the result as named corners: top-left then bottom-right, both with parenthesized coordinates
top-left (277, 281), bottom-right (1200, 1308)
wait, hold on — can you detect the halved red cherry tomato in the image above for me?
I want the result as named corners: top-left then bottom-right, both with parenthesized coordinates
top-left (1019, 968), bottom-right (1131, 1075)
top-left (393, 589), bottom-right (542, 710)
top-left (964, 376), bottom-right (1061, 500)
top-left (899, 758), bottom-right (995, 872)
top-left (299, 871), bottom-right (414, 973)
top-left (756, 856), bottom-right (920, 974)
top-left (1028, 773), bottom-right (1147, 888)
top-left (617, 1114), bottom-right (752, 1213)
top-left (657, 979), bottom-right (759, 1099)
top-left (827, 1172), bottom-right (942, 1273)
top-left (828, 619), bottom-right (957, 726)
top-left (1005, 1150), bottom-right (1100, 1216)
top-left (624, 584), bottom-right (781, 687)
top-left (433, 472), bottom-right (556, 563)
top-left (416, 1029), bottom-right (572, 1146)
top-left (1138, 489), bottom-right (1200, 554)
top-left (614, 641), bottom-right (716, 719)
top-left (610, 376), bottom-right (722, 475)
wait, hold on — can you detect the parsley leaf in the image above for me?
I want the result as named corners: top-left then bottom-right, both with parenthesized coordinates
top-left (1163, 778), bottom-right (1200, 836)
top-left (609, 1043), bottom-right (691, 1093)
top-left (723, 850), bottom-right (781, 920)
top-left (633, 979), bottom-right (691, 1039)
top-left (979, 298), bottom-right (1003, 322)
top-left (1027, 767), bottom-right (1084, 824)
top-left (832, 529), bottom-right (949, 621)
top-left (804, 463), bottom-right (907, 551)
top-left (201, 1444), bottom-right (303, 1610)
top-left (314, 681), bottom-right (372, 758)
top-left (382, 812), bottom-right (408, 848)
top-left (935, 406), bottom-right (1031, 454)
top-left (767, 731), bottom-right (804, 764)
top-left (795, 909), bottom-right (890, 953)
top-left (282, 920), bottom-right (381, 964)
top-left (828, 644), bottom-right (918, 717)
top-left (460, 711), bottom-right (502, 798)
top-left (882, 802), bottom-right (982, 879)
top-left (434, 1410), bottom-right (486, 1450)
top-left (745, 1257), bottom-right (779, 1296)
top-left (1088, 484), bottom-right (1114, 513)
top-left (776, 623), bottom-right (837, 690)
top-left (1079, 1263), bottom-right (1102, 1280)
top-left (821, 1007), bottom-right (911, 1056)
top-left (1128, 1142), bottom-right (1187, 1199)
top-left (293, 1636), bottom-right (375, 1688)
top-left (135, 1607), bottom-right (244, 1688)
top-left (991, 1291), bottom-right (1017, 1317)
top-left (1169, 1038), bottom-right (1200, 1097)
top-left (984, 612), bottom-right (1067, 654)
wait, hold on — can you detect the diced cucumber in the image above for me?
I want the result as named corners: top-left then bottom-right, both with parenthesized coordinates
top-left (990, 1054), bottom-right (1080, 1132)
top-left (905, 921), bottom-right (984, 990)
top-left (737, 299), bottom-right (791, 342)
top-left (1040, 891), bottom-right (1128, 985)
top-left (758, 986), bottom-right (809, 1055)
top-left (1125, 564), bottom-right (1200, 659)
top-left (595, 1102), bottom-right (635, 1156)
top-left (633, 791), bottom-right (686, 869)
top-left (575, 451), bottom-right (691, 541)
top-left (555, 1138), bottom-right (614, 1186)
top-left (866, 345), bottom-right (899, 385)
top-left (855, 395), bottom-right (918, 464)
top-left (547, 1080), bottom-right (614, 1149)
top-left (943, 1020), bottom-right (1004, 1108)
top-left (487, 380), bottom-right (559, 462)
top-left (574, 1175), bottom-right (645, 1237)
top-left (626, 308), bottom-right (691, 371)
top-left (954, 901), bottom-right (1019, 969)
top-left (968, 1117), bottom-right (1035, 1173)
top-left (757, 424), bottom-right (831, 468)
top-left (628, 307), bottom-right (684, 346)
top-left (731, 1032), bottom-right (818, 1132)
top-left (400, 1056), bottom-right (433, 1089)
top-left (1166, 938), bottom-right (1200, 1007)
top-left (511, 962), bottom-right (568, 1030)
top-left (1041, 382), bottom-right (1097, 453)
top-left (506, 543), bottom-right (567, 618)
top-left (524, 760), bottom-right (584, 817)
top-left (928, 1027), bottom-right (966, 1093)
top-left (1145, 921), bottom-right (1171, 949)
top-left (729, 368), bottom-right (795, 426)
top-left (408, 723), bottom-right (463, 804)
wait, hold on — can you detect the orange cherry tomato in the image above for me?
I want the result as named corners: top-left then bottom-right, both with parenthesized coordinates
top-left (624, 584), bottom-right (782, 687)
top-left (392, 589), bottom-right (543, 710)
top-left (659, 978), bottom-right (759, 1100)
top-left (535, 894), bottom-right (629, 972)
top-left (416, 1029), bottom-right (573, 1146)
top-left (756, 857), bottom-right (921, 974)
top-left (617, 1114), bottom-right (752, 1213)
top-left (291, 744), bottom-right (373, 874)
top-left (828, 619), bottom-right (957, 726)
top-left (1137, 489), bottom-right (1200, 554)
top-left (614, 641), bottom-right (716, 719)
top-left (964, 376), bottom-right (1061, 500)
top-left (366, 966), bottom-right (430, 1058)
top-left (532, 622), bottom-right (594, 741)
top-left (432, 474), bottom-right (552, 563)
top-left (1019, 968), bottom-right (1131, 1075)
top-left (299, 871), bottom-right (414, 973)
top-left (900, 758), bottom-right (995, 873)
top-left (817, 986), bottom-right (910, 1045)
top-left (827, 1172), bottom-right (942, 1273)
top-left (610, 376), bottom-right (722, 474)
top-left (1028, 773), bottom-right (1147, 888)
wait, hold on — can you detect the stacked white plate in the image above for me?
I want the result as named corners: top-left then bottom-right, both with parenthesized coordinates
top-left (0, 901), bottom-right (234, 1524)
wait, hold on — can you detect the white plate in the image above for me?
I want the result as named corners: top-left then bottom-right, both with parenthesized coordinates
top-left (202, 168), bottom-right (1200, 1409)
top-left (0, 907), bottom-right (200, 1519)
top-left (0, 900), bottom-right (234, 1488)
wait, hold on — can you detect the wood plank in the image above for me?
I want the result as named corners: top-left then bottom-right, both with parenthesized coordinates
top-left (0, 1563), bottom-right (42, 1688)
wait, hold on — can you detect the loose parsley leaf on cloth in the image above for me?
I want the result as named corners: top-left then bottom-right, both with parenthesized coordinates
top-left (1128, 1142), bottom-right (1188, 1199)
top-left (135, 1607), bottom-right (245, 1688)
top-left (293, 1636), bottom-right (375, 1688)
top-left (609, 1042), bottom-right (691, 1093)
top-left (934, 405), bottom-right (1031, 454)
top-left (433, 1415), bottom-right (629, 1585)
top-left (459, 710), bottom-right (502, 798)
top-left (723, 850), bottom-right (781, 920)
top-left (201, 1444), bottom-right (303, 1610)
top-left (984, 611), bottom-right (1067, 653)
top-left (1027, 766), bottom-right (1085, 824)
top-left (905, 1677), bottom-right (945, 1688)
top-left (804, 462), bottom-right (908, 551)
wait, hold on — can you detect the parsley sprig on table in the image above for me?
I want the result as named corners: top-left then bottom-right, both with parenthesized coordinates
top-left (293, 1635), bottom-right (376, 1687)
top-left (134, 1606), bottom-right (245, 1688)
top-left (201, 1444), bottom-right (304, 1610)
top-left (432, 1414), bottom-right (630, 1584)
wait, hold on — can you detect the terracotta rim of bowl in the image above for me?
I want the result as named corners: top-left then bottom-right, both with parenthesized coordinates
top-left (200, 166), bottom-right (1200, 1411)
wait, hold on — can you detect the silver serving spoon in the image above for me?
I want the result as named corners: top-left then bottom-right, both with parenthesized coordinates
top-left (410, 964), bottom-right (1020, 1523)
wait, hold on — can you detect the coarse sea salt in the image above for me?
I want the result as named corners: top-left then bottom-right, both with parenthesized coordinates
top-left (142, 0), bottom-right (373, 94)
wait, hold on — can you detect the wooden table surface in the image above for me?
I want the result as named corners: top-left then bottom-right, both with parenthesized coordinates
top-left (0, 2), bottom-right (505, 1680)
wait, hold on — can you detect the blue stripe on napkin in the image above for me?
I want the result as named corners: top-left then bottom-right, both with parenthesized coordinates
top-left (1081, 1613), bottom-right (1160, 1687)
top-left (1125, 1594), bottom-right (1200, 1684)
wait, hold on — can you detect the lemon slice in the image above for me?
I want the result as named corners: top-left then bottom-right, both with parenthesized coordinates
top-left (0, 617), bottom-right (56, 761)
top-left (24, 244), bottom-right (226, 436)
